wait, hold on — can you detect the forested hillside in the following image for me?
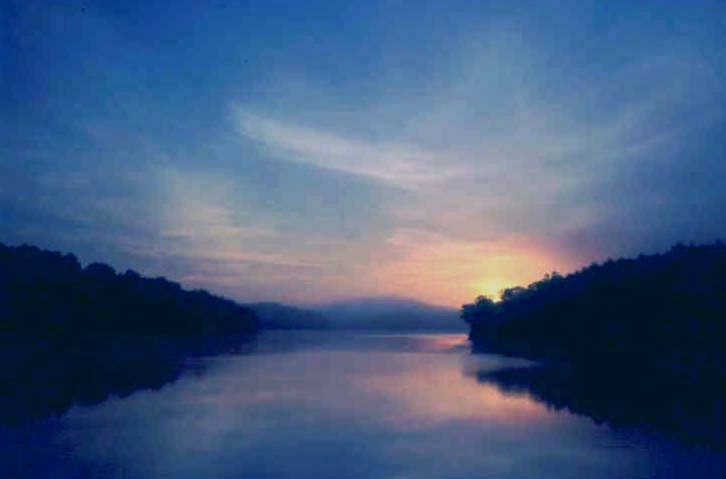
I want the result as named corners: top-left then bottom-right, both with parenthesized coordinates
top-left (0, 243), bottom-right (257, 335)
top-left (463, 242), bottom-right (726, 374)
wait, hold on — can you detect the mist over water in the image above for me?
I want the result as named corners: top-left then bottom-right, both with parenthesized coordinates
top-left (2, 331), bottom-right (725, 479)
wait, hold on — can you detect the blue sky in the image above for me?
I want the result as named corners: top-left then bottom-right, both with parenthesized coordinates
top-left (3, 0), bottom-right (726, 306)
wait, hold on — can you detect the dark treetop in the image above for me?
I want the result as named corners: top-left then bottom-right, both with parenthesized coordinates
top-left (0, 242), bottom-right (257, 336)
top-left (462, 242), bottom-right (726, 373)
top-left (0, 242), bottom-right (257, 424)
top-left (462, 241), bottom-right (726, 448)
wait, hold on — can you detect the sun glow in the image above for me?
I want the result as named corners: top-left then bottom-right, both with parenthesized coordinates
top-left (475, 278), bottom-right (511, 302)
top-left (366, 229), bottom-right (578, 307)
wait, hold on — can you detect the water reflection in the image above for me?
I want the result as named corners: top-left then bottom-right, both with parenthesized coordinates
top-left (2, 332), bottom-right (726, 479)
top-left (0, 334), bottom-right (254, 425)
top-left (476, 363), bottom-right (726, 449)
top-left (362, 355), bottom-right (550, 428)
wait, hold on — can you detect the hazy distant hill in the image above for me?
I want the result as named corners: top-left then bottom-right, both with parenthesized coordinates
top-left (247, 302), bottom-right (332, 330)
top-left (249, 297), bottom-right (463, 331)
top-left (315, 297), bottom-right (464, 331)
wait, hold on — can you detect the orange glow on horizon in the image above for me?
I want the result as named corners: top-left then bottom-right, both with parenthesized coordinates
top-left (475, 278), bottom-right (512, 302)
top-left (369, 229), bottom-right (577, 307)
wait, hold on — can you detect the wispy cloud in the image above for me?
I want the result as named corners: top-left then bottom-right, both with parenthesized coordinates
top-left (235, 109), bottom-right (462, 188)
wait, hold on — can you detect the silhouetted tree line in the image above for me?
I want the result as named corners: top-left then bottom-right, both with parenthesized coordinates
top-left (0, 242), bottom-right (258, 424)
top-left (462, 242), bottom-right (726, 376)
top-left (0, 243), bottom-right (257, 335)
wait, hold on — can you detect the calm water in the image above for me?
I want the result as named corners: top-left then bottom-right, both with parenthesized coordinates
top-left (2, 331), bottom-right (726, 479)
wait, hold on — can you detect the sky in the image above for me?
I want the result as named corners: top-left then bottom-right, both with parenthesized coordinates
top-left (2, 0), bottom-right (726, 307)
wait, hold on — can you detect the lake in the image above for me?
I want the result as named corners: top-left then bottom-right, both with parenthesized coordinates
top-left (2, 331), bottom-right (725, 478)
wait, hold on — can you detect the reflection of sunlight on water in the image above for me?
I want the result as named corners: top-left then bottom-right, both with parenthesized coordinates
top-left (362, 355), bottom-right (552, 430)
top-left (159, 338), bottom-right (550, 439)
top-left (357, 333), bottom-right (470, 352)
top-left (419, 333), bottom-right (470, 352)
top-left (166, 334), bottom-right (549, 434)
top-left (44, 333), bottom-right (726, 479)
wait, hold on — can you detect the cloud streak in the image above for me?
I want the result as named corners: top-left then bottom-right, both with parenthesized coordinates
top-left (235, 109), bottom-right (462, 188)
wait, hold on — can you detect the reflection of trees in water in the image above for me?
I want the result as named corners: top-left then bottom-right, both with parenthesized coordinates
top-left (0, 334), bottom-right (256, 425)
top-left (476, 364), bottom-right (726, 449)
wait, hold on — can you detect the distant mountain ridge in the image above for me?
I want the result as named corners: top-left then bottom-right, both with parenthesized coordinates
top-left (247, 302), bottom-right (331, 330)
top-left (248, 297), bottom-right (463, 331)
top-left (313, 297), bottom-right (464, 331)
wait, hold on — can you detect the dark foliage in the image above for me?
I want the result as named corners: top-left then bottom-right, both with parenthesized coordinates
top-left (462, 242), bottom-right (726, 375)
top-left (464, 242), bottom-right (726, 448)
top-left (0, 242), bottom-right (257, 336)
top-left (0, 242), bottom-right (258, 424)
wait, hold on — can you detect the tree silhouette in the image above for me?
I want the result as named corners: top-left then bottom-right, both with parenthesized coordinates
top-left (462, 241), bottom-right (726, 376)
